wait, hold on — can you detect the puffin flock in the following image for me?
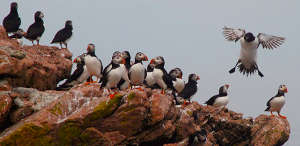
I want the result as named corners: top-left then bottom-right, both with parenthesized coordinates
top-left (2, 2), bottom-right (288, 119)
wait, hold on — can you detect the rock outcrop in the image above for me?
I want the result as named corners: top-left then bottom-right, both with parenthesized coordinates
top-left (0, 25), bottom-right (290, 145)
top-left (0, 26), bottom-right (72, 91)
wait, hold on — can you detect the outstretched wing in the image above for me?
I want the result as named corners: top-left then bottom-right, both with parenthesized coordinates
top-left (222, 26), bottom-right (245, 42)
top-left (257, 33), bottom-right (285, 49)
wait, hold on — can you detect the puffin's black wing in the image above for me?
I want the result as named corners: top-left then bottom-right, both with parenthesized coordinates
top-left (51, 28), bottom-right (72, 43)
top-left (100, 69), bottom-right (112, 88)
top-left (205, 95), bottom-right (219, 105)
top-left (26, 23), bottom-right (45, 39)
top-left (266, 96), bottom-right (275, 107)
top-left (178, 82), bottom-right (197, 100)
top-left (103, 63), bottom-right (112, 75)
top-left (144, 68), bottom-right (147, 80)
top-left (3, 15), bottom-right (21, 33)
top-left (161, 68), bottom-right (174, 90)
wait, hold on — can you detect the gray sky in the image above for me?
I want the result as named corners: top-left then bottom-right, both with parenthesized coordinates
top-left (1, 0), bottom-right (299, 145)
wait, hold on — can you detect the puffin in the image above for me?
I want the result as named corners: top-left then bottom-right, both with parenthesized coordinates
top-left (205, 84), bottom-right (230, 108)
top-left (117, 51), bottom-right (131, 90)
top-left (102, 51), bottom-right (121, 75)
top-left (2, 2), bottom-right (21, 35)
top-left (265, 85), bottom-right (288, 119)
top-left (56, 54), bottom-right (89, 90)
top-left (169, 68), bottom-right (185, 94)
top-left (51, 20), bottom-right (73, 49)
top-left (128, 52), bottom-right (148, 90)
top-left (84, 44), bottom-right (103, 84)
top-left (24, 11), bottom-right (45, 45)
top-left (223, 26), bottom-right (285, 77)
top-left (151, 56), bottom-right (174, 94)
top-left (144, 61), bottom-right (156, 88)
top-left (176, 74), bottom-right (200, 104)
top-left (100, 54), bottom-right (126, 98)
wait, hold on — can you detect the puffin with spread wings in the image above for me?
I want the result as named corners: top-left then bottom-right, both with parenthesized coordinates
top-left (222, 27), bottom-right (285, 77)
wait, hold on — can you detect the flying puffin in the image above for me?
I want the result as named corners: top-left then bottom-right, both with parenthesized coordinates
top-left (128, 52), bottom-right (148, 90)
top-left (2, 2), bottom-right (21, 36)
top-left (265, 85), bottom-right (288, 119)
top-left (144, 61), bottom-right (156, 88)
top-left (222, 27), bottom-right (285, 77)
top-left (51, 20), bottom-right (73, 49)
top-left (117, 51), bottom-right (131, 90)
top-left (176, 74), bottom-right (200, 104)
top-left (24, 11), bottom-right (45, 45)
top-left (100, 54), bottom-right (126, 98)
top-left (56, 54), bottom-right (89, 90)
top-left (84, 44), bottom-right (103, 84)
top-left (205, 84), bottom-right (230, 108)
top-left (151, 56), bottom-right (173, 94)
top-left (9, 28), bottom-right (24, 45)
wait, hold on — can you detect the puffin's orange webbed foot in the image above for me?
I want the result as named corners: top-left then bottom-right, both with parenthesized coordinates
top-left (278, 114), bottom-right (287, 119)
top-left (161, 90), bottom-right (165, 95)
top-left (137, 87), bottom-right (144, 91)
top-left (84, 82), bottom-right (91, 85)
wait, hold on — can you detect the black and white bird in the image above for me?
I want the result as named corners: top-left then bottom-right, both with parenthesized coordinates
top-left (24, 11), bottom-right (45, 45)
top-left (169, 68), bottom-right (185, 94)
top-left (265, 85), bottom-right (288, 119)
top-left (51, 20), bottom-right (73, 49)
top-left (84, 44), bottom-right (103, 84)
top-left (151, 56), bottom-right (173, 94)
top-left (144, 61), bottom-right (156, 88)
top-left (2, 2), bottom-right (21, 35)
top-left (205, 84), bottom-right (230, 108)
top-left (117, 51), bottom-right (131, 90)
top-left (56, 55), bottom-right (89, 90)
top-left (223, 27), bottom-right (285, 77)
top-left (176, 74), bottom-right (200, 104)
top-left (102, 51), bottom-right (121, 75)
top-left (128, 52), bottom-right (148, 90)
top-left (101, 55), bottom-right (126, 98)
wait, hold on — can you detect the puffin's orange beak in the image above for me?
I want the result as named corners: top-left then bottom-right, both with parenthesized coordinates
top-left (196, 75), bottom-right (200, 80)
top-left (73, 58), bottom-right (77, 63)
top-left (179, 74), bottom-right (183, 79)
top-left (225, 84), bottom-right (230, 89)
top-left (150, 59), bottom-right (155, 64)
top-left (144, 55), bottom-right (148, 61)
top-left (121, 59), bottom-right (126, 64)
top-left (284, 87), bottom-right (288, 93)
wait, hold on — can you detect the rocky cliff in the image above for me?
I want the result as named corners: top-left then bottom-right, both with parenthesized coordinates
top-left (0, 26), bottom-right (290, 146)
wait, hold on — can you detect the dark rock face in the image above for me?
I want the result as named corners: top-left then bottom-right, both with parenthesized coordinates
top-left (0, 25), bottom-right (290, 145)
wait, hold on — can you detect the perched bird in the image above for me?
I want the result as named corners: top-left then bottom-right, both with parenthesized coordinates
top-left (205, 84), bottom-right (230, 108)
top-left (144, 61), bottom-right (156, 88)
top-left (169, 68), bottom-right (185, 94)
top-left (2, 2), bottom-right (21, 35)
top-left (117, 51), bottom-right (131, 90)
top-left (102, 51), bottom-right (121, 75)
top-left (151, 56), bottom-right (173, 94)
top-left (84, 44), bottom-right (103, 84)
top-left (56, 55), bottom-right (89, 90)
top-left (222, 26), bottom-right (285, 77)
top-left (101, 55), bottom-right (126, 98)
top-left (177, 74), bottom-right (200, 104)
top-left (128, 52), bottom-right (148, 90)
top-left (265, 85), bottom-right (288, 119)
top-left (9, 28), bottom-right (24, 45)
top-left (51, 20), bottom-right (73, 49)
top-left (24, 11), bottom-right (45, 45)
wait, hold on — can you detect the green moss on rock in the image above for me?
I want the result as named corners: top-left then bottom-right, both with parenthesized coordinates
top-left (57, 121), bottom-right (83, 146)
top-left (127, 92), bottom-right (136, 101)
top-left (49, 102), bottom-right (63, 116)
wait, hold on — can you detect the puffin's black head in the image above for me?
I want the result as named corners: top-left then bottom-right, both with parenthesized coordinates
top-left (244, 32), bottom-right (255, 42)
top-left (87, 43), bottom-right (95, 54)
top-left (135, 52), bottom-right (148, 62)
top-left (188, 74), bottom-right (200, 82)
top-left (121, 51), bottom-right (131, 61)
top-left (219, 84), bottom-right (229, 94)
top-left (65, 20), bottom-right (73, 29)
top-left (112, 54), bottom-right (125, 65)
top-left (34, 11), bottom-right (44, 19)
top-left (147, 62), bottom-right (155, 71)
top-left (278, 85), bottom-right (288, 93)
top-left (10, 2), bottom-right (18, 10)
top-left (169, 68), bottom-right (183, 79)
top-left (151, 56), bottom-right (165, 68)
top-left (112, 51), bottom-right (121, 58)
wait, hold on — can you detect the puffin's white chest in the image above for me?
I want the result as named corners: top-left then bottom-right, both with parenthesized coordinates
top-left (84, 55), bottom-right (102, 77)
top-left (173, 78), bottom-right (185, 93)
top-left (106, 67), bottom-right (123, 88)
top-left (129, 63), bottom-right (145, 84)
top-left (269, 96), bottom-right (285, 111)
top-left (240, 38), bottom-right (258, 62)
top-left (77, 65), bottom-right (89, 83)
top-left (145, 72), bottom-right (155, 86)
top-left (213, 96), bottom-right (229, 107)
top-left (152, 68), bottom-right (167, 89)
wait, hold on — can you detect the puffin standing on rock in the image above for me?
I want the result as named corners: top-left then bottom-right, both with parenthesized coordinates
top-left (176, 74), bottom-right (200, 104)
top-left (56, 54), bottom-right (89, 90)
top-left (128, 52), bottom-right (148, 90)
top-left (265, 85), bottom-right (288, 119)
top-left (51, 20), bottom-right (73, 49)
top-left (222, 26), bottom-right (285, 77)
top-left (84, 44), bottom-right (103, 84)
top-left (3, 2), bottom-right (21, 36)
top-left (151, 56), bottom-right (173, 94)
top-left (117, 51), bottom-right (131, 90)
top-left (169, 68), bottom-right (185, 94)
top-left (205, 84), bottom-right (230, 108)
top-left (101, 54), bottom-right (126, 98)
top-left (24, 11), bottom-right (45, 45)
top-left (144, 62), bottom-right (156, 88)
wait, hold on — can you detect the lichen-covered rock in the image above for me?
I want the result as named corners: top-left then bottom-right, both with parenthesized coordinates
top-left (0, 85), bottom-right (291, 146)
top-left (0, 92), bottom-right (12, 126)
top-left (0, 26), bottom-right (72, 90)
